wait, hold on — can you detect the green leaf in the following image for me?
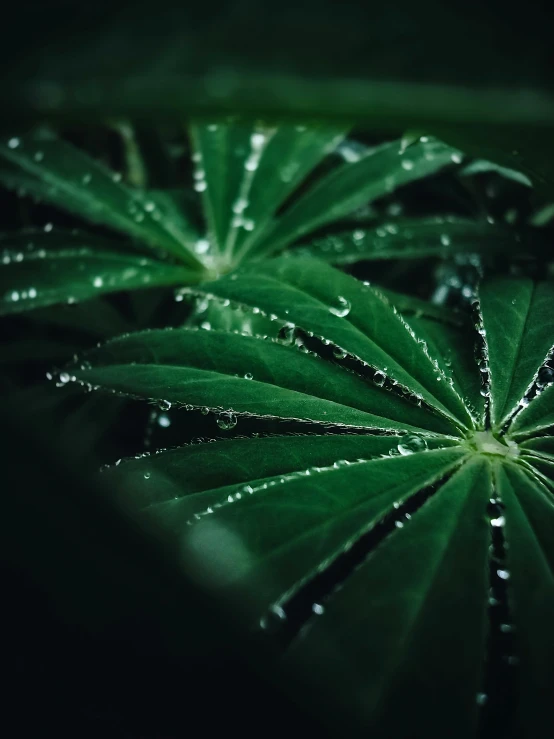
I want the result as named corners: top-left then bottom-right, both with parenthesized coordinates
top-left (405, 315), bottom-right (485, 425)
top-left (189, 121), bottom-right (345, 261)
top-left (60, 260), bottom-right (554, 736)
top-left (0, 233), bottom-right (192, 315)
top-left (140, 447), bottom-right (467, 619)
top-left (296, 217), bottom-right (537, 264)
top-left (0, 132), bottom-right (204, 268)
top-left (520, 436), bottom-right (554, 460)
top-left (186, 257), bottom-right (473, 428)
top-left (284, 458), bottom-right (490, 738)
top-left (510, 384), bottom-right (554, 438)
top-left (434, 124), bottom-right (554, 200)
top-left (459, 159), bottom-right (533, 188)
top-left (103, 434), bottom-right (459, 513)
top-left (251, 138), bottom-right (462, 257)
top-left (495, 462), bottom-right (554, 738)
top-left (66, 328), bottom-right (457, 435)
top-left (479, 278), bottom-right (554, 429)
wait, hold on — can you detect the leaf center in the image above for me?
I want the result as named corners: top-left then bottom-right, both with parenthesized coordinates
top-left (470, 431), bottom-right (519, 459)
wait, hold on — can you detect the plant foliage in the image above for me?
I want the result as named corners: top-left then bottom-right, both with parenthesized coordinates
top-left (50, 255), bottom-right (554, 738)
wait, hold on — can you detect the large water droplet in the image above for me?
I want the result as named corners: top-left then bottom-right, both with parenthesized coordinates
top-left (397, 435), bottom-right (427, 456)
top-left (7, 137), bottom-right (20, 149)
top-left (373, 370), bottom-right (386, 387)
top-left (158, 400), bottom-right (172, 411)
top-left (217, 412), bottom-right (237, 430)
top-left (329, 296), bottom-right (351, 317)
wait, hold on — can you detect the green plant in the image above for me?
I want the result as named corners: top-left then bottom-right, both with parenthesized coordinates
top-left (50, 254), bottom-right (554, 737)
top-left (0, 123), bottom-right (536, 319)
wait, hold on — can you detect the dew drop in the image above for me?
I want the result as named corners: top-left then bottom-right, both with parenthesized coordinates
top-left (373, 370), bottom-right (386, 387)
top-left (33, 151), bottom-right (44, 162)
top-left (244, 373), bottom-right (253, 380)
top-left (143, 471), bottom-right (151, 480)
top-left (450, 153), bottom-right (463, 164)
top-left (194, 239), bottom-right (210, 255)
top-left (217, 412), bottom-right (237, 430)
top-left (43, 223), bottom-right (53, 233)
top-left (401, 159), bottom-right (414, 171)
top-left (157, 414), bottom-right (171, 428)
top-left (329, 296), bottom-right (351, 317)
top-left (333, 346), bottom-right (347, 359)
top-left (93, 276), bottom-right (103, 288)
top-left (537, 366), bottom-right (554, 386)
top-left (58, 372), bottom-right (70, 384)
top-left (440, 233), bottom-right (451, 247)
top-left (476, 693), bottom-right (488, 707)
top-left (491, 516), bottom-right (506, 527)
top-left (312, 603), bottom-right (325, 615)
top-left (497, 569), bottom-right (511, 580)
top-left (82, 173), bottom-right (92, 185)
top-left (194, 181), bottom-right (207, 192)
top-left (7, 137), bottom-right (20, 149)
top-left (158, 400), bottom-right (172, 411)
top-left (397, 435), bottom-right (427, 456)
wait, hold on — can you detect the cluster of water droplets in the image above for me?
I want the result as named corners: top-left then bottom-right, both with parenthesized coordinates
top-left (476, 488), bottom-right (519, 711)
top-left (228, 126), bottom-right (274, 236)
top-left (470, 297), bottom-right (492, 419)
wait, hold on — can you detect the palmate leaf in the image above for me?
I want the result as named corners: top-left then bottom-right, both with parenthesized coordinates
top-left (1, 123), bottom-right (499, 318)
top-left (295, 217), bottom-right (540, 264)
top-left (58, 257), bottom-right (554, 737)
top-left (0, 229), bottom-right (194, 316)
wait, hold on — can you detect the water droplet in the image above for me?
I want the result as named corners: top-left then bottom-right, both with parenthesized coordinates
top-left (93, 276), bottom-right (103, 288)
top-left (440, 233), bottom-right (451, 247)
top-left (33, 151), bottom-right (44, 162)
top-left (329, 296), bottom-right (351, 317)
top-left (333, 346), bottom-right (347, 359)
top-left (397, 435), bottom-right (427, 456)
top-left (58, 372), bottom-right (70, 384)
top-left (537, 366), bottom-right (554, 386)
top-left (450, 153), bottom-right (463, 164)
top-left (7, 290), bottom-right (19, 302)
top-left (143, 471), bottom-right (151, 480)
top-left (28, 287), bottom-right (37, 298)
top-left (158, 400), bottom-right (172, 411)
top-left (278, 322), bottom-right (296, 345)
top-left (157, 414), bottom-right (171, 428)
top-left (401, 159), bottom-right (414, 171)
top-left (217, 412), bottom-right (237, 430)
top-left (500, 623), bottom-right (514, 633)
top-left (201, 407), bottom-right (210, 416)
top-left (242, 218), bottom-right (255, 231)
top-left (194, 181), bottom-right (207, 192)
top-left (491, 516), bottom-right (506, 527)
top-left (43, 223), bottom-right (53, 233)
top-left (82, 173), bottom-right (92, 185)
top-left (112, 172), bottom-right (122, 183)
top-left (476, 693), bottom-right (488, 707)
top-left (7, 137), bottom-right (20, 149)
top-left (232, 197), bottom-right (249, 214)
top-left (312, 603), bottom-right (325, 615)
top-left (194, 239), bottom-right (210, 255)
top-left (250, 132), bottom-right (266, 149)
top-left (244, 373), bottom-right (253, 380)
top-left (497, 569), bottom-right (510, 580)
top-left (373, 370), bottom-right (386, 387)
